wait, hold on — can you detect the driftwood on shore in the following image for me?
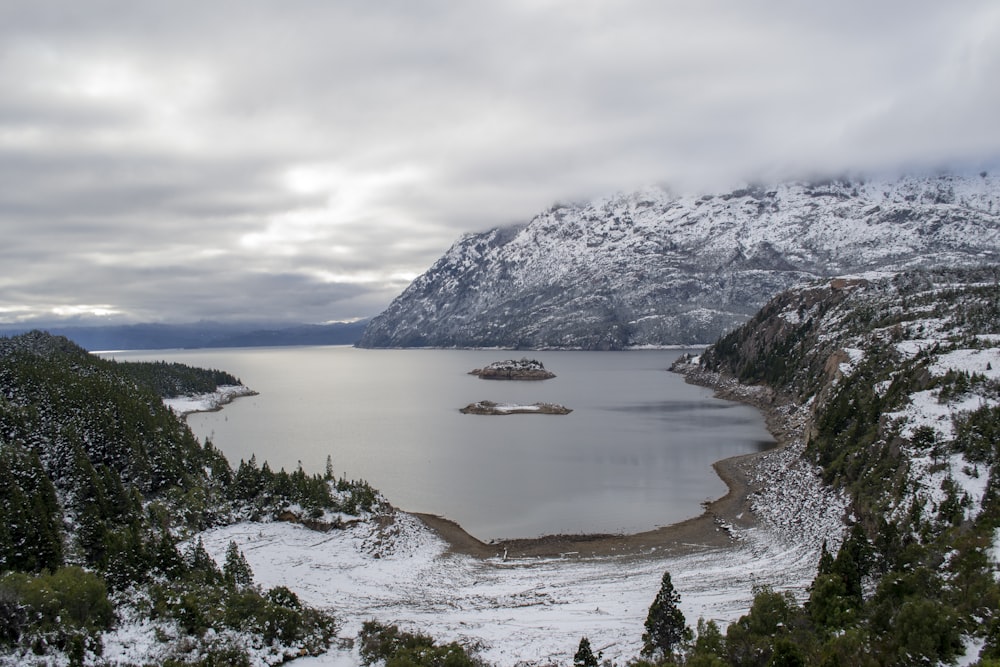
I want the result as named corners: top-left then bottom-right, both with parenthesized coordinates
top-left (469, 358), bottom-right (555, 380)
top-left (460, 400), bottom-right (572, 415)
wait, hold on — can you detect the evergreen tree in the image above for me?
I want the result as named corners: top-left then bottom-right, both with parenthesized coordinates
top-left (807, 573), bottom-right (852, 632)
top-left (0, 514), bottom-right (11, 571)
top-left (233, 455), bottom-right (262, 501)
top-left (185, 537), bottom-right (222, 584)
top-left (69, 445), bottom-right (111, 567)
top-left (688, 618), bottom-right (727, 666)
top-left (832, 523), bottom-right (872, 601)
top-left (0, 444), bottom-right (63, 571)
top-left (725, 586), bottom-right (803, 667)
top-left (223, 540), bottom-right (254, 589)
top-left (769, 639), bottom-right (806, 667)
top-left (817, 540), bottom-right (834, 576)
top-left (111, 528), bottom-right (146, 587)
top-left (573, 636), bottom-right (598, 667)
top-left (151, 529), bottom-right (186, 579)
top-left (642, 571), bottom-right (691, 660)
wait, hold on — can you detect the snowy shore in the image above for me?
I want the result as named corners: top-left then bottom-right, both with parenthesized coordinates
top-left (163, 384), bottom-right (258, 416)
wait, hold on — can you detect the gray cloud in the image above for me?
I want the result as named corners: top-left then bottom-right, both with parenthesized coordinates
top-left (1, 0), bottom-right (998, 326)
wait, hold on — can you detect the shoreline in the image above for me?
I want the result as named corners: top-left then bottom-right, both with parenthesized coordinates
top-left (413, 449), bottom-right (762, 560)
top-left (166, 385), bottom-right (258, 417)
top-left (414, 362), bottom-right (788, 560)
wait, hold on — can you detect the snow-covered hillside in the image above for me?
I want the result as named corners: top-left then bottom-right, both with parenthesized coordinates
top-left (359, 174), bottom-right (1000, 349)
top-left (692, 268), bottom-right (1000, 663)
top-left (718, 269), bottom-right (997, 515)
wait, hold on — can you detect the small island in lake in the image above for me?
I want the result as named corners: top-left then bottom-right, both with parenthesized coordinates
top-left (460, 400), bottom-right (572, 415)
top-left (469, 358), bottom-right (556, 380)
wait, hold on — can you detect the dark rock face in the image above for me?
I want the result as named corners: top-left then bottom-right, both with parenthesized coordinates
top-left (359, 174), bottom-right (1000, 349)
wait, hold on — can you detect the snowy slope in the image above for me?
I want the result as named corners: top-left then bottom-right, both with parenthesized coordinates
top-left (359, 174), bottom-right (1000, 349)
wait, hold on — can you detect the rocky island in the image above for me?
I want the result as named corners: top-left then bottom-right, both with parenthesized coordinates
top-left (469, 358), bottom-right (556, 380)
top-left (460, 400), bottom-right (572, 415)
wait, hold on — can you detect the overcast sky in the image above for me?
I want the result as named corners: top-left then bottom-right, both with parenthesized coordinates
top-left (2, 1), bottom-right (998, 326)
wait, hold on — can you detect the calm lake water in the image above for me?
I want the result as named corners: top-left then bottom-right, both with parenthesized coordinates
top-left (107, 347), bottom-right (773, 541)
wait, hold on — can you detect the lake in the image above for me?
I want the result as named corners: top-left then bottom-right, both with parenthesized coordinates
top-left (107, 347), bottom-right (773, 541)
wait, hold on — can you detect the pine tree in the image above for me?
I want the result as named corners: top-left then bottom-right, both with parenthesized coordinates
top-left (642, 571), bottom-right (692, 660)
top-left (151, 530), bottom-right (185, 578)
top-left (817, 539), bottom-right (834, 576)
top-left (689, 618), bottom-right (727, 665)
top-left (833, 523), bottom-right (872, 601)
top-left (223, 540), bottom-right (254, 588)
top-left (185, 537), bottom-right (221, 584)
top-left (0, 445), bottom-right (64, 572)
top-left (573, 636), bottom-right (599, 667)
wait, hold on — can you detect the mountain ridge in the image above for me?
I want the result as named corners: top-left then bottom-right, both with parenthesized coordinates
top-left (359, 173), bottom-right (1000, 349)
top-left (0, 319), bottom-right (368, 352)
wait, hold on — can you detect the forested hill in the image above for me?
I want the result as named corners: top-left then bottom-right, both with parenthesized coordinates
top-left (0, 331), bottom-right (376, 665)
top-left (677, 267), bottom-right (1000, 664)
top-left (0, 330), bottom-right (232, 506)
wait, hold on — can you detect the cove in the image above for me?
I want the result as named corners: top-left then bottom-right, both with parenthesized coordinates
top-left (109, 347), bottom-right (773, 541)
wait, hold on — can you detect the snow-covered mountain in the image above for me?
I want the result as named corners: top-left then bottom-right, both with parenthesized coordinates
top-left (359, 174), bottom-right (1000, 349)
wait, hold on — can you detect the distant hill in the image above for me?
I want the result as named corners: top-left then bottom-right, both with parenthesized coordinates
top-left (359, 173), bottom-right (1000, 349)
top-left (0, 319), bottom-right (368, 351)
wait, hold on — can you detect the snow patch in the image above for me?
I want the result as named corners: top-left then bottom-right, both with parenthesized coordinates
top-left (930, 348), bottom-right (1000, 379)
top-left (838, 347), bottom-right (865, 376)
top-left (164, 384), bottom-right (256, 416)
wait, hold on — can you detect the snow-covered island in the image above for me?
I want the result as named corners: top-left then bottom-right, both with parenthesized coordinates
top-left (469, 358), bottom-right (556, 380)
top-left (459, 399), bottom-right (571, 415)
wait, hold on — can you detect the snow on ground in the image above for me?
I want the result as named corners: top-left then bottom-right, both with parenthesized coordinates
top-left (887, 338), bottom-right (1000, 444)
top-left (888, 389), bottom-right (994, 442)
top-left (494, 404), bottom-right (540, 412)
top-left (101, 610), bottom-right (303, 667)
top-left (836, 347), bottom-right (865, 377)
top-left (163, 385), bottom-right (256, 415)
top-left (882, 336), bottom-right (1000, 524)
top-left (197, 518), bottom-right (811, 667)
top-left (930, 347), bottom-right (1000, 380)
top-left (195, 473), bottom-right (844, 667)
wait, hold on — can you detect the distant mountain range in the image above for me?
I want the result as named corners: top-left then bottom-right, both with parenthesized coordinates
top-left (0, 320), bottom-right (368, 351)
top-left (358, 173), bottom-right (1000, 349)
